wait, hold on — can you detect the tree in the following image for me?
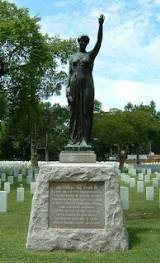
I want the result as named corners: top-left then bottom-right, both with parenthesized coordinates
top-left (94, 99), bottom-right (102, 113)
top-left (0, 91), bottom-right (8, 121)
top-left (0, 0), bottom-right (77, 166)
top-left (93, 102), bottom-right (160, 167)
top-left (38, 102), bottom-right (69, 161)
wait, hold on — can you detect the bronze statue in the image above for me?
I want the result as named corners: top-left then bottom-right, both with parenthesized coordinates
top-left (66, 15), bottom-right (105, 149)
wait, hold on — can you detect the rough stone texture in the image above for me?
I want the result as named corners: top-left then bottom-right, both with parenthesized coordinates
top-left (59, 151), bottom-right (96, 163)
top-left (26, 163), bottom-right (128, 252)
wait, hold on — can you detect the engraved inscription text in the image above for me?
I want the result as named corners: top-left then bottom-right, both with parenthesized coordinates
top-left (49, 182), bottom-right (105, 229)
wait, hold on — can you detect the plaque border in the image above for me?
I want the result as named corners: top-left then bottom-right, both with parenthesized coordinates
top-left (48, 181), bottom-right (105, 229)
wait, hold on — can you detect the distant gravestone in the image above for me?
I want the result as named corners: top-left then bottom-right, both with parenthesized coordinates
top-left (138, 173), bottom-right (144, 181)
top-left (120, 186), bottom-right (129, 209)
top-left (30, 182), bottom-right (36, 194)
top-left (152, 178), bottom-right (158, 188)
top-left (129, 178), bottom-right (136, 188)
top-left (1, 173), bottom-right (6, 182)
top-left (146, 186), bottom-right (154, 200)
top-left (14, 168), bottom-right (18, 177)
top-left (145, 174), bottom-right (150, 183)
top-left (137, 181), bottom-right (144, 193)
top-left (34, 173), bottom-right (39, 181)
top-left (17, 187), bottom-right (24, 202)
top-left (18, 174), bottom-right (23, 182)
top-left (0, 179), bottom-right (1, 189)
top-left (0, 191), bottom-right (7, 212)
top-left (28, 169), bottom-right (33, 177)
top-left (8, 176), bottom-right (14, 184)
top-left (21, 168), bottom-right (27, 176)
top-left (4, 182), bottom-right (10, 193)
top-left (142, 168), bottom-right (146, 174)
top-left (121, 174), bottom-right (130, 184)
top-left (156, 173), bottom-right (160, 181)
top-left (26, 175), bottom-right (32, 184)
top-left (147, 169), bottom-right (151, 175)
top-left (131, 169), bottom-right (136, 176)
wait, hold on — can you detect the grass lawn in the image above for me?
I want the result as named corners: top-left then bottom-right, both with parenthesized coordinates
top-left (0, 180), bottom-right (160, 263)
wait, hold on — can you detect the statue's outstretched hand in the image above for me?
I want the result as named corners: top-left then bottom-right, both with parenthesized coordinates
top-left (98, 14), bottom-right (105, 25)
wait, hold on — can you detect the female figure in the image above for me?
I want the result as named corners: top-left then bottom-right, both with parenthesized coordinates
top-left (66, 15), bottom-right (105, 148)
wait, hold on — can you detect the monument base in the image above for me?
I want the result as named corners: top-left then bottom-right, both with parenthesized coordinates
top-left (59, 151), bottom-right (96, 163)
top-left (26, 163), bottom-right (128, 252)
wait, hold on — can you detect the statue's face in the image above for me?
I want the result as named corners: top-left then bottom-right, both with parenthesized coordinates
top-left (78, 39), bottom-right (88, 50)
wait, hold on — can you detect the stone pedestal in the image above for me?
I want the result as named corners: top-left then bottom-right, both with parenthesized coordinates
top-left (26, 163), bottom-right (128, 252)
top-left (59, 151), bottom-right (96, 163)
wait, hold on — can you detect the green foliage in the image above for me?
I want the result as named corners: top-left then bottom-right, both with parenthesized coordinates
top-left (93, 101), bottom-right (160, 160)
top-left (0, 91), bottom-right (8, 120)
top-left (0, 0), bottom-right (77, 161)
top-left (38, 102), bottom-right (69, 160)
top-left (94, 99), bottom-right (102, 113)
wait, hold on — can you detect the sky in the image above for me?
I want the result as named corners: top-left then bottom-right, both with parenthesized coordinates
top-left (7, 0), bottom-right (160, 111)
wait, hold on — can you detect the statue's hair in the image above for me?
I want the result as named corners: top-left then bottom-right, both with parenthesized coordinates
top-left (78, 35), bottom-right (90, 44)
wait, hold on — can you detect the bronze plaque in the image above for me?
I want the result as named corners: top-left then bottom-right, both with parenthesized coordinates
top-left (49, 182), bottom-right (105, 229)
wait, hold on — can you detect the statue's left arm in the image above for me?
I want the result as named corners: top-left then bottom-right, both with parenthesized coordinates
top-left (90, 15), bottom-right (105, 60)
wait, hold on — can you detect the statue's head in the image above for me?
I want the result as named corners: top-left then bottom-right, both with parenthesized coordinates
top-left (78, 35), bottom-right (90, 51)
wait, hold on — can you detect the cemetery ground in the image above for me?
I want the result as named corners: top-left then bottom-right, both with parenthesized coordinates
top-left (0, 174), bottom-right (160, 262)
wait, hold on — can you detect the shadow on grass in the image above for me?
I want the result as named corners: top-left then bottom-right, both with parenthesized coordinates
top-left (128, 226), bottom-right (160, 249)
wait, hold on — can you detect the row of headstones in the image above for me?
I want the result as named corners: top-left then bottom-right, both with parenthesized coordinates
top-left (0, 173), bottom-right (39, 184)
top-left (0, 182), bottom-right (36, 212)
top-left (120, 186), bottom-right (158, 210)
top-left (121, 174), bottom-right (160, 189)
top-left (127, 167), bottom-right (152, 176)
top-left (0, 166), bottom-right (33, 176)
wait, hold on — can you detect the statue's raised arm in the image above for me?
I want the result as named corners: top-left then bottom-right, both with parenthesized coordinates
top-left (90, 14), bottom-right (105, 60)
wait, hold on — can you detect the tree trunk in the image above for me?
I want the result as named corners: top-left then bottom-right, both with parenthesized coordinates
top-left (45, 132), bottom-right (49, 162)
top-left (119, 149), bottom-right (126, 171)
top-left (136, 149), bottom-right (140, 164)
top-left (31, 125), bottom-right (38, 169)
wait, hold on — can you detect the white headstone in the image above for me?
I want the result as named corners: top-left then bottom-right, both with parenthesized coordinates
top-left (26, 175), bottom-right (32, 184)
top-left (121, 174), bottom-right (130, 184)
top-left (1, 173), bottom-right (6, 182)
top-left (147, 169), bottom-right (151, 175)
top-left (34, 173), bottom-right (39, 181)
top-left (145, 174), bottom-right (150, 183)
top-left (142, 168), bottom-right (146, 174)
top-left (8, 176), bottom-right (14, 184)
top-left (14, 168), bottom-right (18, 177)
top-left (21, 168), bottom-right (26, 176)
top-left (152, 178), bottom-right (158, 188)
top-left (30, 182), bottom-right (36, 194)
top-left (129, 178), bottom-right (136, 188)
top-left (17, 187), bottom-right (24, 202)
top-left (137, 181), bottom-right (144, 193)
top-left (156, 173), bottom-right (160, 181)
top-left (18, 174), bottom-right (23, 182)
top-left (28, 169), bottom-right (33, 177)
top-left (128, 168), bottom-right (133, 175)
top-left (138, 173), bottom-right (144, 181)
top-left (146, 186), bottom-right (154, 201)
top-left (0, 191), bottom-right (7, 212)
top-left (4, 182), bottom-right (10, 193)
top-left (120, 186), bottom-right (129, 210)
top-left (131, 169), bottom-right (136, 176)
